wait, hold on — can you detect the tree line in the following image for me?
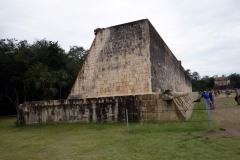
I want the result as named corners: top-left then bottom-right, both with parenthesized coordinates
top-left (0, 39), bottom-right (88, 117)
top-left (186, 70), bottom-right (240, 92)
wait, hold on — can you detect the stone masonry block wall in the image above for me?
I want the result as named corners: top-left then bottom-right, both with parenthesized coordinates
top-left (69, 20), bottom-right (152, 99)
top-left (148, 22), bottom-right (191, 93)
top-left (19, 92), bottom-right (198, 125)
top-left (68, 19), bottom-right (191, 99)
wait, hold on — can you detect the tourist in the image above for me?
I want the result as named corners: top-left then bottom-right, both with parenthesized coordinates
top-left (235, 88), bottom-right (240, 105)
top-left (214, 90), bottom-right (217, 97)
top-left (226, 88), bottom-right (230, 98)
top-left (208, 90), bottom-right (214, 109)
top-left (211, 91), bottom-right (215, 109)
top-left (198, 91), bottom-right (212, 110)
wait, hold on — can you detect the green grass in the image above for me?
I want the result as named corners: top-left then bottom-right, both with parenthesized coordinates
top-left (0, 100), bottom-right (240, 160)
top-left (131, 101), bottom-right (218, 133)
top-left (215, 93), bottom-right (237, 107)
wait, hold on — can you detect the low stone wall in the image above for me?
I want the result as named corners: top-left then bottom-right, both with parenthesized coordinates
top-left (18, 92), bottom-right (198, 125)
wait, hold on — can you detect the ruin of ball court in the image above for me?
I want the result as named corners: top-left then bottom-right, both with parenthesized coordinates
top-left (18, 19), bottom-right (198, 125)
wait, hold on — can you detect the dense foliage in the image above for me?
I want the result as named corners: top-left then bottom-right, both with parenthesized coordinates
top-left (228, 73), bottom-right (240, 88)
top-left (0, 39), bottom-right (88, 117)
top-left (187, 70), bottom-right (240, 92)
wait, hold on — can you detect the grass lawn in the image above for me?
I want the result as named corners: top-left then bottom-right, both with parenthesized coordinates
top-left (1, 98), bottom-right (240, 159)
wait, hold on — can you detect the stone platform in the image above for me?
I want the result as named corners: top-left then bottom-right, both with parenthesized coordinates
top-left (19, 92), bottom-right (198, 125)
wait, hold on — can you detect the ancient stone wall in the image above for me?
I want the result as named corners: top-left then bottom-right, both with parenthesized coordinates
top-left (69, 20), bottom-right (152, 99)
top-left (148, 22), bottom-right (191, 93)
top-left (68, 19), bottom-right (191, 99)
top-left (19, 92), bottom-right (198, 125)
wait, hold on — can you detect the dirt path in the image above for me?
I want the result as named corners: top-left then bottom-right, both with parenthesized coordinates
top-left (205, 94), bottom-right (240, 136)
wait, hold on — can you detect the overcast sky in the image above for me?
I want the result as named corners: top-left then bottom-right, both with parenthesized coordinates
top-left (1, 0), bottom-right (239, 78)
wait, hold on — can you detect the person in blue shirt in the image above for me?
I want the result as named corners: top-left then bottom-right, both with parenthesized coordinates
top-left (198, 91), bottom-right (212, 110)
top-left (206, 90), bottom-right (214, 109)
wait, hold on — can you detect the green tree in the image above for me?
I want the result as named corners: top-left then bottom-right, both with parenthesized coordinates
top-left (191, 72), bottom-right (215, 91)
top-left (228, 73), bottom-right (240, 88)
top-left (54, 70), bottom-right (73, 99)
top-left (192, 72), bottom-right (201, 80)
top-left (35, 71), bottom-right (58, 100)
top-left (0, 39), bottom-right (30, 124)
top-left (24, 63), bottom-right (48, 101)
top-left (67, 46), bottom-right (88, 78)
top-left (0, 38), bottom-right (88, 118)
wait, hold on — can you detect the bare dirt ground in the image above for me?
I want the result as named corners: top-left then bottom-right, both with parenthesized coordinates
top-left (205, 94), bottom-right (240, 136)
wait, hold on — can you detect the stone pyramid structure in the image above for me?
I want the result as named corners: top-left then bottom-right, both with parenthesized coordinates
top-left (18, 19), bottom-right (196, 125)
top-left (68, 19), bottom-right (191, 99)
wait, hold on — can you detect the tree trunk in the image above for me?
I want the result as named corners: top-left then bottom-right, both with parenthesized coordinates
top-left (15, 90), bottom-right (20, 125)
top-left (15, 103), bottom-right (20, 125)
top-left (5, 86), bottom-right (21, 125)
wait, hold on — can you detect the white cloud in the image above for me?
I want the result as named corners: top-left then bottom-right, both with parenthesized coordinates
top-left (0, 0), bottom-right (239, 77)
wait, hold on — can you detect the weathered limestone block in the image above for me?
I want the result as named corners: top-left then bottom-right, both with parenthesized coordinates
top-left (68, 19), bottom-right (191, 100)
top-left (107, 103), bottom-right (113, 122)
top-left (19, 92), bottom-right (199, 124)
top-left (114, 98), bottom-right (119, 122)
top-left (92, 102), bottom-right (97, 122)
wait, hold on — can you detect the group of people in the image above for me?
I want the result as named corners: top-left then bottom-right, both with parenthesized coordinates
top-left (214, 90), bottom-right (220, 96)
top-left (198, 88), bottom-right (240, 110)
top-left (198, 90), bottom-right (215, 110)
top-left (199, 90), bottom-right (220, 97)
